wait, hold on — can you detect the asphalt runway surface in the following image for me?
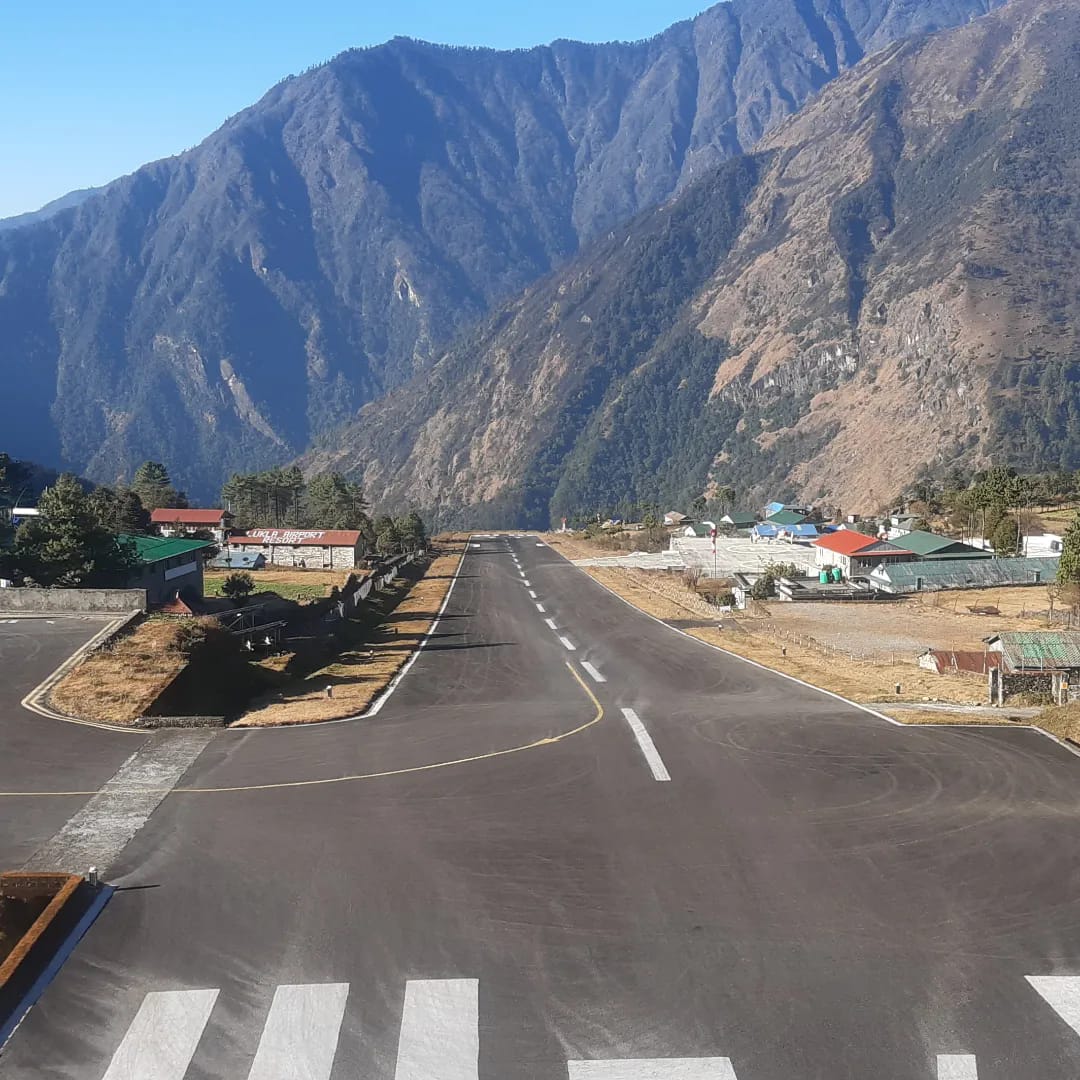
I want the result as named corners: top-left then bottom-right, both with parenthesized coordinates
top-left (3, 538), bottom-right (1080, 1078)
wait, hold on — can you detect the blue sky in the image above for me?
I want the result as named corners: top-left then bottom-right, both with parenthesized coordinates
top-left (1, 1), bottom-right (709, 218)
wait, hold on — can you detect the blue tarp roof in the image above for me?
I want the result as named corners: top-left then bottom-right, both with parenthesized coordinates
top-left (210, 551), bottom-right (265, 569)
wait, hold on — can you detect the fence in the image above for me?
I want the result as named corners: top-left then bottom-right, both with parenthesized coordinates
top-left (330, 552), bottom-right (422, 623)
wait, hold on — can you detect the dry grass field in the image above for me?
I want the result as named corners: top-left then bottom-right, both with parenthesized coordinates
top-left (204, 568), bottom-right (353, 602)
top-left (49, 618), bottom-right (214, 726)
top-left (234, 537), bottom-right (467, 726)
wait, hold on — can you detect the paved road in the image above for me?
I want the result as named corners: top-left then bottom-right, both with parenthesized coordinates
top-left (0, 617), bottom-right (142, 869)
top-left (4, 538), bottom-right (1080, 1077)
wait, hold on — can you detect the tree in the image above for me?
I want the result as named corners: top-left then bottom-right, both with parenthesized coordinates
top-left (11, 475), bottom-right (138, 587)
top-left (222, 467), bottom-right (305, 528)
top-left (131, 461), bottom-right (186, 511)
top-left (307, 473), bottom-right (370, 530)
top-left (373, 515), bottom-right (403, 556)
top-left (221, 571), bottom-right (255, 605)
top-left (88, 486), bottom-right (151, 535)
top-left (691, 495), bottom-right (708, 518)
top-left (1058, 512), bottom-right (1080, 588)
top-left (395, 511), bottom-right (427, 552)
top-left (714, 485), bottom-right (736, 516)
top-left (990, 514), bottom-right (1020, 557)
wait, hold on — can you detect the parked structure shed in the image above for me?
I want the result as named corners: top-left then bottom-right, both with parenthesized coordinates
top-left (871, 557), bottom-right (1058, 594)
top-left (812, 531), bottom-right (913, 577)
top-left (119, 534), bottom-right (213, 605)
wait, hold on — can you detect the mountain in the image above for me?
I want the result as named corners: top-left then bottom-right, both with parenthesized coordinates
top-left (0, 187), bottom-right (103, 233)
top-left (308, 0), bottom-right (1080, 525)
top-left (0, 0), bottom-right (1004, 500)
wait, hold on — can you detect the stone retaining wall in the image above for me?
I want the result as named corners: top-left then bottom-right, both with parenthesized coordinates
top-left (0, 588), bottom-right (147, 614)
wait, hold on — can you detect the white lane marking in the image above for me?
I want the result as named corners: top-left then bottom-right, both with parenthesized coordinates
top-left (102, 989), bottom-right (219, 1080)
top-left (395, 979), bottom-right (478, 1080)
top-left (569, 1061), bottom-right (738, 1078)
top-left (581, 662), bottom-right (606, 683)
top-left (938, 1056), bottom-right (978, 1079)
top-left (545, 618), bottom-right (558, 630)
top-left (528, 590), bottom-right (538, 599)
top-left (621, 708), bottom-right (671, 782)
top-left (559, 636), bottom-right (577, 651)
top-left (520, 572), bottom-right (528, 580)
top-left (247, 983), bottom-right (349, 1080)
top-left (536, 603), bottom-right (546, 613)
top-left (536, 543), bottom-right (545, 547)
top-left (1028, 976), bottom-right (1080, 1036)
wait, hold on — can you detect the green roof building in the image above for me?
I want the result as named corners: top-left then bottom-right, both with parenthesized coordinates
top-left (118, 533), bottom-right (213, 606)
top-left (895, 530), bottom-right (991, 560)
top-left (766, 509), bottom-right (807, 527)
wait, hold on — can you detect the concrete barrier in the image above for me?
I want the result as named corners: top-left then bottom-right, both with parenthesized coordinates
top-left (0, 588), bottom-right (147, 614)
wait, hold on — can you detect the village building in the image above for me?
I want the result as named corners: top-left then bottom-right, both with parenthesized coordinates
top-left (119, 534), bottom-right (213, 605)
top-left (663, 511), bottom-right (690, 527)
top-left (209, 550), bottom-right (267, 571)
top-left (720, 512), bottom-right (757, 530)
top-left (226, 529), bottom-right (364, 569)
top-left (150, 508), bottom-right (234, 543)
top-left (683, 522), bottom-right (716, 538)
top-left (812, 531), bottom-right (913, 578)
top-left (891, 529), bottom-right (991, 561)
top-left (765, 509), bottom-right (808, 527)
top-left (987, 631), bottom-right (1080, 706)
top-left (870, 556), bottom-right (1058, 594)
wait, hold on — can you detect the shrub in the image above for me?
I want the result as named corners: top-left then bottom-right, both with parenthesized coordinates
top-left (221, 571), bottom-right (255, 605)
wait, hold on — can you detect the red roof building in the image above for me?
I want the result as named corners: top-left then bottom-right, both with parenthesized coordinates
top-left (812, 530), bottom-right (913, 576)
top-left (150, 508), bottom-right (233, 542)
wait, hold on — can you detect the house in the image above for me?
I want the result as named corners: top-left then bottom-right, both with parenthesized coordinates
top-left (151, 508), bottom-right (234, 543)
top-left (812, 531), bottom-right (913, 577)
top-left (763, 502), bottom-right (811, 518)
top-left (1022, 534), bottom-right (1065, 558)
top-left (119, 534), bottom-right (213, 605)
top-left (870, 556), bottom-right (1058, 595)
top-left (987, 631), bottom-right (1080, 705)
top-left (663, 511), bottom-right (690, 527)
top-left (720, 512), bottom-right (757, 530)
top-left (209, 550), bottom-right (266, 571)
top-left (227, 529), bottom-right (364, 569)
top-left (894, 530), bottom-right (991, 561)
top-left (766, 509), bottom-right (808, 527)
top-left (683, 523), bottom-right (714, 538)
top-left (918, 649), bottom-right (1001, 676)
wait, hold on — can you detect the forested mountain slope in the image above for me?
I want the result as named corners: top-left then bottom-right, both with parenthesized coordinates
top-left (0, 0), bottom-right (1002, 498)
top-left (310, 0), bottom-right (1080, 525)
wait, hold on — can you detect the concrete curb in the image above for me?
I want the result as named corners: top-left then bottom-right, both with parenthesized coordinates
top-left (549, 539), bottom-right (1080, 762)
top-left (19, 611), bottom-right (145, 734)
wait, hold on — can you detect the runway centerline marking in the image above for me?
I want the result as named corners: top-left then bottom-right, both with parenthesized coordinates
top-left (559, 636), bottom-right (577, 652)
top-left (621, 708), bottom-right (671, 782)
top-left (581, 662), bottom-right (606, 683)
top-left (528, 590), bottom-right (538, 599)
top-left (536, 603), bottom-right (546, 613)
top-left (545, 618), bottom-right (558, 630)
top-left (938, 1056), bottom-right (978, 1079)
top-left (101, 989), bottom-right (218, 1080)
top-left (0, 665), bottom-right (605, 797)
top-left (247, 983), bottom-right (349, 1080)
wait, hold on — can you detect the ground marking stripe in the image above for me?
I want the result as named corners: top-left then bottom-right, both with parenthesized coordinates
top-left (0, 664), bottom-right (605, 797)
top-left (1028, 975), bottom-right (1080, 1037)
top-left (545, 618), bottom-right (558, 630)
top-left (529, 590), bottom-right (538, 599)
top-left (621, 708), bottom-right (671, 782)
top-left (568, 1061), bottom-right (738, 1078)
top-left (559, 636), bottom-right (577, 652)
top-left (395, 979), bottom-right (478, 1080)
top-left (938, 1055), bottom-right (978, 1079)
top-left (582, 662), bottom-right (606, 683)
top-left (101, 989), bottom-right (219, 1080)
top-left (247, 983), bottom-right (349, 1080)
top-left (536, 603), bottom-right (546, 613)
top-left (522, 578), bottom-right (531, 586)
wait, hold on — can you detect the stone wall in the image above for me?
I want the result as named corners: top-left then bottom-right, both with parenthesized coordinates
top-left (0, 588), bottom-right (147, 614)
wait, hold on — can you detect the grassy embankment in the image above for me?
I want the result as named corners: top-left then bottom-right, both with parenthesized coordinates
top-left (204, 568), bottom-right (350, 603)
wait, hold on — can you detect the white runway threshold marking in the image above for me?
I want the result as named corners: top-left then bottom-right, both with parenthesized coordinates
top-left (621, 708), bottom-right (671, 782)
top-left (101, 989), bottom-right (219, 1080)
top-left (395, 979), bottom-right (478, 1080)
top-left (1028, 975), bottom-right (1080, 1036)
top-left (582, 662), bottom-right (606, 683)
top-left (938, 1055), bottom-right (978, 1079)
top-left (247, 983), bottom-right (349, 1080)
top-left (559, 636), bottom-right (577, 652)
top-left (569, 1061), bottom-right (739, 1078)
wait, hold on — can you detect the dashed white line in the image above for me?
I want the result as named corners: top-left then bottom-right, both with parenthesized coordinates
top-left (528, 590), bottom-right (538, 599)
top-left (545, 618), bottom-right (558, 631)
top-left (581, 662), bottom-right (606, 683)
top-left (620, 708), bottom-right (671, 782)
top-left (558, 636), bottom-right (577, 652)
top-left (536, 603), bottom-right (546, 613)
top-left (938, 1056), bottom-right (978, 1079)
top-left (522, 579), bottom-right (531, 587)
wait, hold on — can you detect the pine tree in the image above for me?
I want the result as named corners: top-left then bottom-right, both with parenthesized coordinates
top-left (131, 461), bottom-right (186, 511)
top-left (307, 473), bottom-right (369, 530)
top-left (89, 486), bottom-right (151, 534)
top-left (1058, 512), bottom-right (1080, 586)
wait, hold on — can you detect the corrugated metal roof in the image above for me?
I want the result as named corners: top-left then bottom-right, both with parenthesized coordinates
top-left (991, 631), bottom-right (1080, 671)
top-left (150, 508), bottom-right (229, 525)
top-left (120, 534), bottom-right (213, 564)
top-left (766, 510), bottom-right (807, 526)
top-left (872, 556), bottom-right (1058, 592)
top-left (895, 530), bottom-right (989, 557)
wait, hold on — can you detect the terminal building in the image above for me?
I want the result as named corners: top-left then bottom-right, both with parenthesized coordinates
top-left (226, 529), bottom-right (364, 569)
